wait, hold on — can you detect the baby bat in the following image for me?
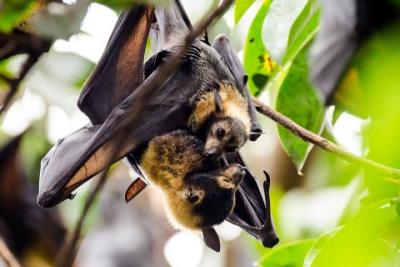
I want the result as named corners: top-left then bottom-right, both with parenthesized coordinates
top-left (138, 129), bottom-right (244, 231)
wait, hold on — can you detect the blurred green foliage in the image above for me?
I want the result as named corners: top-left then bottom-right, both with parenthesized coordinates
top-left (240, 0), bottom-right (400, 266)
top-left (0, 0), bottom-right (36, 32)
top-left (259, 240), bottom-right (314, 267)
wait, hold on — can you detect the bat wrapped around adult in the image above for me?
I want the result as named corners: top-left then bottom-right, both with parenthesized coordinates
top-left (37, 0), bottom-right (278, 251)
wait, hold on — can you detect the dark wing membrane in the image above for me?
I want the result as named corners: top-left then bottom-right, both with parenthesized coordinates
top-left (202, 228), bottom-right (220, 252)
top-left (78, 6), bottom-right (154, 124)
top-left (38, 6), bottom-right (156, 207)
top-left (226, 153), bottom-right (279, 248)
top-left (125, 177), bottom-right (148, 202)
top-left (150, 0), bottom-right (190, 52)
top-left (212, 35), bottom-right (262, 140)
top-left (38, 56), bottom-right (194, 207)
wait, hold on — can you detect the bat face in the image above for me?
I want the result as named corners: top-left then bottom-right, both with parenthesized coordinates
top-left (203, 116), bottom-right (248, 157)
top-left (167, 163), bottom-right (245, 230)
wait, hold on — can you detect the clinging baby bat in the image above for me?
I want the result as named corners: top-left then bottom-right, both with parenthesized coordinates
top-left (139, 129), bottom-right (244, 231)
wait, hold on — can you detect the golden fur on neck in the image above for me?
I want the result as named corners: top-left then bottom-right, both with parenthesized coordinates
top-left (189, 84), bottom-right (251, 134)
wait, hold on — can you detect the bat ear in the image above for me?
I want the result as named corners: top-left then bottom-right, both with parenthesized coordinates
top-left (214, 90), bottom-right (223, 113)
top-left (125, 178), bottom-right (148, 202)
top-left (202, 227), bottom-right (220, 252)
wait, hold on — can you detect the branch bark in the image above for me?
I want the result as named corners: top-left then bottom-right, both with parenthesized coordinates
top-left (252, 97), bottom-right (400, 179)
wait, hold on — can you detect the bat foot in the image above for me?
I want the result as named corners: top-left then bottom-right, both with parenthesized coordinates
top-left (262, 235), bottom-right (279, 248)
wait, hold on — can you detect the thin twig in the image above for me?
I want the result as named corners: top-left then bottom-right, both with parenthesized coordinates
top-left (0, 54), bottom-right (40, 115)
top-left (0, 31), bottom-right (51, 117)
top-left (56, 169), bottom-right (109, 267)
top-left (0, 239), bottom-right (21, 267)
top-left (252, 97), bottom-right (400, 179)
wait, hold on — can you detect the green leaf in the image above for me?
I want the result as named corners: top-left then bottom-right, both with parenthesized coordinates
top-left (276, 45), bottom-right (324, 172)
top-left (234, 0), bottom-right (254, 23)
top-left (243, 0), bottom-right (274, 96)
top-left (258, 240), bottom-right (314, 267)
top-left (283, 0), bottom-right (320, 64)
top-left (262, 0), bottom-right (309, 63)
top-left (0, 0), bottom-right (36, 33)
top-left (309, 202), bottom-right (400, 267)
top-left (304, 228), bottom-right (341, 267)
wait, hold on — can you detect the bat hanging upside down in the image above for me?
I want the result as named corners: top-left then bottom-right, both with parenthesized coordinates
top-left (139, 130), bottom-right (244, 230)
top-left (37, 1), bottom-right (279, 252)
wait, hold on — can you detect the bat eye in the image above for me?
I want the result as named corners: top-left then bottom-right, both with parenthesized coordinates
top-left (216, 128), bottom-right (225, 140)
top-left (243, 75), bottom-right (248, 85)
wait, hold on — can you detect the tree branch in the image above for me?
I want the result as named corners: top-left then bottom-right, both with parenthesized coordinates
top-left (252, 97), bottom-right (400, 179)
top-left (0, 31), bottom-right (51, 116)
top-left (0, 238), bottom-right (21, 267)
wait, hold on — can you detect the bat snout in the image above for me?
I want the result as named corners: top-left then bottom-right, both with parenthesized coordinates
top-left (204, 141), bottom-right (223, 158)
top-left (204, 148), bottom-right (220, 158)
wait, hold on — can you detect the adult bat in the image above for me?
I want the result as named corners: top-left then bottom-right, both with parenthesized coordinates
top-left (37, 0), bottom-right (278, 251)
top-left (37, 1), bottom-right (261, 207)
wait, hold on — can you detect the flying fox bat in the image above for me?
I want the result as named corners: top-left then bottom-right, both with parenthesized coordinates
top-left (37, 1), bottom-right (260, 207)
top-left (139, 129), bottom-right (244, 231)
top-left (37, 0), bottom-right (278, 251)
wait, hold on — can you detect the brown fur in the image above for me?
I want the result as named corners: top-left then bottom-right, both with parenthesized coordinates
top-left (139, 130), bottom-right (244, 230)
top-left (140, 133), bottom-right (203, 190)
top-left (189, 83), bottom-right (251, 134)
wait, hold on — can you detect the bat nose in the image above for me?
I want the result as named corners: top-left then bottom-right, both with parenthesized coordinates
top-left (204, 148), bottom-right (219, 158)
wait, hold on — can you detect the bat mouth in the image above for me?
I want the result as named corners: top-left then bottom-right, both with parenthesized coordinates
top-left (204, 147), bottom-right (222, 158)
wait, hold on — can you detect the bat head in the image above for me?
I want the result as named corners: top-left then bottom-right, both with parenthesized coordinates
top-left (168, 163), bottom-right (245, 230)
top-left (184, 164), bottom-right (245, 229)
top-left (203, 116), bottom-right (248, 158)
